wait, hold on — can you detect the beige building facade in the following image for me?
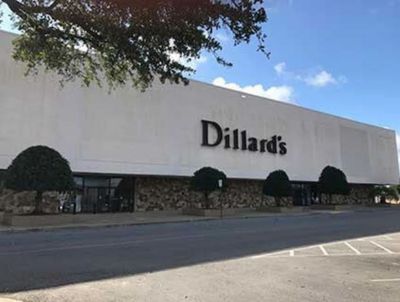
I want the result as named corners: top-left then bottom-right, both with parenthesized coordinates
top-left (0, 30), bottom-right (398, 212)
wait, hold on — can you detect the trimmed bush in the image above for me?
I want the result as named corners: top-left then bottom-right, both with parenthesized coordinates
top-left (318, 166), bottom-right (350, 204)
top-left (370, 185), bottom-right (399, 204)
top-left (0, 170), bottom-right (5, 192)
top-left (190, 167), bottom-right (227, 209)
top-left (263, 170), bottom-right (292, 207)
top-left (5, 145), bottom-right (74, 213)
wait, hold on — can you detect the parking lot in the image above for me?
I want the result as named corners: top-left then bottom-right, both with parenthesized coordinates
top-left (1, 209), bottom-right (400, 302)
top-left (251, 232), bottom-right (400, 260)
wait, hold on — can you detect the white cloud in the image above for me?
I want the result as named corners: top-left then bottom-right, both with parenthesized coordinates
top-left (274, 62), bottom-right (286, 75)
top-left (168, 38), bottom-right (208, 71)
top-left (169, 53), bottom-right (208, 70)
top-left (212, 77), bottom-right (294, 103)
top-left (274, 62), bottom-right (346, 88)
top-left (215, 32), bottom-right (229, 43)
top-left (304, 70), bottom-right (337, 87)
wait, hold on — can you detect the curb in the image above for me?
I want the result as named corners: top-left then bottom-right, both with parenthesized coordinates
top-left (0, 207), bottom-right (389, 234)
top-left (0, 212), bottom-right (311, 234)
top-left (0, 217), bottom-right (219, 234)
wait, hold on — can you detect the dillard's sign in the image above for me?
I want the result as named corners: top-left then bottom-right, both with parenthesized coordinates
top-left (201, 120), bottom-right (287, 155)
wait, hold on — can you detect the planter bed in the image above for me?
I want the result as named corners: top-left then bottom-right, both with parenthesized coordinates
top-left (0, 213), bottom-right (133, 227)
top-left (1, 213), bottom-right (86, 227)
top-left (256, 206), bottom-right (307, 213)
top-left (182, 208), bottom-right (236, 217)
top-left (310, 204), bottom-right (356, 211)
top-left (365, 203), bottom-right (392, 208)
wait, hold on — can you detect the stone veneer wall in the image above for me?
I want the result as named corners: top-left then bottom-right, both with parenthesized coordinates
top-left (135, 176), bottom-right (374, 211)
top-left (0, 189), bottom-right (60, 214)
top-left (135, 176), bottom-right (291, 211)
top-left (320, 184), bottom-right (373, 205)
top-left (0, 178), bottom-right (375, 214)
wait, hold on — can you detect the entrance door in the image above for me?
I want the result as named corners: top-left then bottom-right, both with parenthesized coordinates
top-left (84, 187), bottom-right (110, 213)
top-left (292, 184), bottom-right (312, 206)
top-left (293, 187), bottom-right (304, 206)
top-left (84, 187), bottom-right (98, 213)
top-left (77, 176), bottom-right (135, 213)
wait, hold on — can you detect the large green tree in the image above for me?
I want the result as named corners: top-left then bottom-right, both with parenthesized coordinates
top-left (318, 166), bottom-right (350, 204)
top-left (5, 145), bottom-right (74, 213)
top-left (0, 0), bottom-right (268, 89)
top-left (191, 166), bottom-right (226, 209)
top-left (263, 170), bottom-right (292, 207)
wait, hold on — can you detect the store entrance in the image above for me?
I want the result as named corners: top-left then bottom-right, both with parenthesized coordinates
top-left (292, 183), bottom-right (319, 206)
top-left (74, 176), bottom-right (135, 213)
top-left (84, 187), bottom-right (109, 213)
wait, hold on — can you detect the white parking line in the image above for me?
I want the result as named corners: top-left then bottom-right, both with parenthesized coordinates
top-left (344, 241), bottom-right (361, 255)
top-left (247, 233), bottom-right (400, 260)
top-left (370, 278), bottom-right (400, 282)
top-left (249, 252), bottom-right (400, 260)
top-left (319, 245), bottom-right (328, 256)
top-left (369, 240), bottom-right (395, 254)
top-left (249, 251), bottom-right (287, 259)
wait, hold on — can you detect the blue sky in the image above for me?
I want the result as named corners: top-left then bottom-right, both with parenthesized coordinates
top-left (195, 0), bottom-right (400, 162)
top-left (1, 0), bottom-right (399, 152)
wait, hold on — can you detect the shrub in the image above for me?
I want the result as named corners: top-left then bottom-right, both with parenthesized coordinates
top-left (0, 170), bottom-right (5, 193)
top-left (370, 186), bottom-right (399, 204)
top-left (318, 166), bottom-right (350, 204)
top-left (190, 167), bottom-right (227, 209)
top-left (263, 170), bottom-right (292, 207)
top-left (5, 145), bottom-right (74, 213)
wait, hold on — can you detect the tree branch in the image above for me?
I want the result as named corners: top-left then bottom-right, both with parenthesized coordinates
top-left (2, 0), bottom-right (25, 19)
top-left (3, 0), bottom-right (63, 16)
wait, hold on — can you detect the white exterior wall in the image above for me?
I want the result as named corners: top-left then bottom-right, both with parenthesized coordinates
top-left (0, 31), bottom-right (398, 184)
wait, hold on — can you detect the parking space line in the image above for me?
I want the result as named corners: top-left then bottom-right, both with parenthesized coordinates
top-left (247, 251), bottom-right (400, 260)
top-left (249, 250), bottom-right (288, 259)
top-left (369, 240), bottom-right (395, 254)
top-left (249, 254), bottom-right (268, 259)
top-left (289, 250), bottom-right (294, 256)
top-left (319, 245), bottom-right (328, 256)
top-left (344, 241), bottom-right (361, 255)
top-left (370, 278), bottom-right (400, 282)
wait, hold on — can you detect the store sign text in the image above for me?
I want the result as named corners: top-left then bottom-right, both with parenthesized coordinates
top-left (201, 120), bottom-right (287, 155)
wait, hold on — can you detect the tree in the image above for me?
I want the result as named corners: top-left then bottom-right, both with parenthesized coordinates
top-left (0, 170), bottom-right (5, 191)
top-left (262, 170), bottom-right (292, 207)
top-left (1, 0), bottom-right (268, 90)
top-left (190, 167), bottom-right (226, 209)
top-left (318, 166), bottom-right (350, 204)
top-left (370, 186), bottom-right (399, 204)
top-left (4, 145), bottom-right (74, 213)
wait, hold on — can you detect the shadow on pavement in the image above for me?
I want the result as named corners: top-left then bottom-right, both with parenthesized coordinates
top-left (1, 208), bottom-right (400, 293)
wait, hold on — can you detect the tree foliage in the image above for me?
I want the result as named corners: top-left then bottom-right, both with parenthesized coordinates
top-left (318, 166), bottom-right (350, 203)
top-left (190, 166), bottom-right (226, 209)
top-left (1, 0), bottom-right (268, 90)
top-left (370, 185), bottom-right (399, 203)
top-left (5, 145), bottom-right (74, 212)
top-left (262, 170), bottom-right (292, 207)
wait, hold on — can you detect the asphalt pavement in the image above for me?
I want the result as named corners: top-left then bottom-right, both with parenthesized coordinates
top-left (1, 208), bottom-right (400, 301)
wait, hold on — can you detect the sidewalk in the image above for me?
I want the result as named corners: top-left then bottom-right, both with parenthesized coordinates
top-left (0, 208), bottom-right (321, 233)
top-left (0, 206), bottom-right (390, 233)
